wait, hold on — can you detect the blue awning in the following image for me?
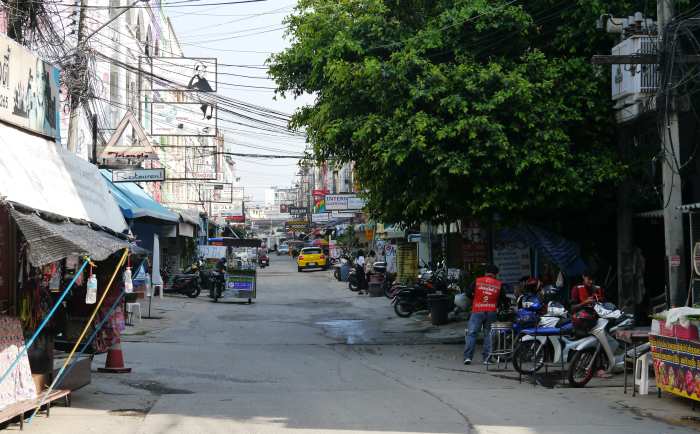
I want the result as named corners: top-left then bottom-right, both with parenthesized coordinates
top-left (101, 170), bottom-right (178, 223)
top-left (498, 225), bottom-right (587, 277)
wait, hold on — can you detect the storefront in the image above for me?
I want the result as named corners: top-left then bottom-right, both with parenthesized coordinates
top-left (0, 122), bottom-right (131, 410)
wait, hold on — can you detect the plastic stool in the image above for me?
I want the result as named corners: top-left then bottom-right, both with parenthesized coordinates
top-left (125, 302), bottom-right (142, 325)
top-left (634, 352), bottom-right (650, 395)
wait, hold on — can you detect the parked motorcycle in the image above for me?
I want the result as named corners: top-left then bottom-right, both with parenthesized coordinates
top-left (512, 304), bottom-right (582, 375)
top-left (200, 268), bottom-right (225, 301)
top-left (567, 303), bottom-right (637, 387)
top-left (161, 260), bottom-right (201, 298)
top-left (391, 261), bottom-right (448, 317)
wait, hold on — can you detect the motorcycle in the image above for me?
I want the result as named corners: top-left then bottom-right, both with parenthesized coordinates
top-left (259, 254), bottom-right (270, 268)
top-left (512, 304), bottom-right (582, 375)
top-left (567, 303), bottom-right (638, 387)
top-left (391, 262), bottom-right (448, 317)
top-left (200, 268), bottom-right (225, 301)
top-left (161, 260), bottom-right (202, 298)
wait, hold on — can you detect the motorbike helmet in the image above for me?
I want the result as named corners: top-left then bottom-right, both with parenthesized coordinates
top-left (517, 293), bottom-right (542, 311)
top-left (572, 306), bottom-right (598, 335)
top-left (541, 285), bottom-right (560, 304)
top-left (454, 293), bottom-right (469, 310)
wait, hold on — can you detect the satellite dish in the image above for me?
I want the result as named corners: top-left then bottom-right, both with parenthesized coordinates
top-left (694, 242), bottom-right (700, 276)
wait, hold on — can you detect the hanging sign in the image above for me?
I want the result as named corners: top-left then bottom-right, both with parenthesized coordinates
top-left (112, 168), bottom-right (165, 182)
top-left (0, 34), bottom-right (60, 140)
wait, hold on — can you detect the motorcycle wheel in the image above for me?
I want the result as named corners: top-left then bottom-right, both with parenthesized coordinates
top-left (348, 280), bottom-right (359, 292)
top-left (512, 340), bottom-right (546, 375)
top-left (567, 348), bottom-right (599, 388)
top-left (333, 268), bottom-right (341, 281)
top-left (394, 301), bottom-right (414, 318)
top-left (187, 286), bottom-right (201, 298)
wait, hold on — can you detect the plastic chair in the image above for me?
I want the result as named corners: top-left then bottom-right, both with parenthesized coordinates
top-left (125, 302), bottom-right (142, 325)
top-left (634, 352), bottom-right (650, 395)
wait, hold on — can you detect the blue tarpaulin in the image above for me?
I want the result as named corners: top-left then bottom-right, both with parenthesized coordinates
top-left (100, 170), bottom-right (178, 223)
top-left (498, 225), bottom-right (587, 277)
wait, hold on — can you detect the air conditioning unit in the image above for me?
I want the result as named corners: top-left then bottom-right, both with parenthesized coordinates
top-left (611, 35), bottom-right (657, 122)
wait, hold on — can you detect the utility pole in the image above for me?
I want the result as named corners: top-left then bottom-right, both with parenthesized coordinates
top-left (67, 0), bottom-right (88, 154)
top-left (658, 0), bottom-right (686, 307)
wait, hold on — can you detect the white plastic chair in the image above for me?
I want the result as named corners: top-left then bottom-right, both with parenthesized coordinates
top-left (634, 352), bottom-right (651, 395)
top-left (125, 302), bottom-right (142, 325)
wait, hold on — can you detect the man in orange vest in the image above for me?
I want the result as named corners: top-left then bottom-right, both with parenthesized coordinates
top-left (464, 264), bottom-right (506, 365)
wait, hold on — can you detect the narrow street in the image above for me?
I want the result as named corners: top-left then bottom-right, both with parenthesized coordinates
top-left (23, 256), bottom-right (699, 434)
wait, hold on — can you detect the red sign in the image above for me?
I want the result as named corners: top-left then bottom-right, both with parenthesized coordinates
top-left (225, 215), bottom-right (245, 223)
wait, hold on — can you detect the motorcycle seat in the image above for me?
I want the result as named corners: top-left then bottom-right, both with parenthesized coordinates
top-left (521, 323), bottom-right (573, 336)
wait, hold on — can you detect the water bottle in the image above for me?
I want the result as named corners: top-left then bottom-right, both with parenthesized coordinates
top-left (124, 267), bottom-right (133, 293)
top-left (86, 274), bottom-right (98, 304)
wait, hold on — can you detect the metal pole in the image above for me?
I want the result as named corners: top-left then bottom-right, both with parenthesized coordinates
top-left (658, 0), bottom-right (686, 307)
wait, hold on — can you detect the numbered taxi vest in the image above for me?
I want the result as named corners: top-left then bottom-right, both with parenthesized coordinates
top-left (472, 276), bottom-right (502, 313)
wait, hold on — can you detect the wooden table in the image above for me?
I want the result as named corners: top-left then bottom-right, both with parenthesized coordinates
top-left (615, 327), bottom-right (650, 396)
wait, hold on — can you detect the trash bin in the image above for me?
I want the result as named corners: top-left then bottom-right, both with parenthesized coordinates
top-left (428, 294), bottom-right (450, 326)
top-left (340, 263), bottom-right (351, 281)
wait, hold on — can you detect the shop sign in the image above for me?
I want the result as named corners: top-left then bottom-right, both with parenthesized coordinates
top-left (493, 241), bottom-right (531, 286)
top-left (112, 168), bottom-right (165, 183)
top-left (462, 221), bottom-right (488, 267)
top-left (312, 213), bottom-right (330, 223)
top-left (671, 255), bottom-right (681, 268)
top-left (285, 220), bottom-right (308, 232)
top-left (326, 194), bottom-right (366, 211)
top-left (0, 34), bottom-right (60, 139)
top-left (288, 206), bottom-right (306, 216)
top-left (280, 204), bottom-right (289, 213)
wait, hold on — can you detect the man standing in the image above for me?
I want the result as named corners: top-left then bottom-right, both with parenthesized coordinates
top-left (463, 264), bottom-right (506, 365)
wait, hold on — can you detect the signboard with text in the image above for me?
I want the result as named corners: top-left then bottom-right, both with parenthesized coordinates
top-left (0, 34), bottom-right (60, 139)
top-left (493, 241), bottom-right (531, 286)
top-left (325, 194), bottom-right (366, 211)
top-left (288, 206), bottom-right (306, 216)
top-left (112, 168), bottom-right (165, 183)
top-left (149, 102), bottom-right (217, 136)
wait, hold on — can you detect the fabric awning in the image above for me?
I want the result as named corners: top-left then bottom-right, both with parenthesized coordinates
top-left (0, 123), bottom-right (128, 233)
top-left (11, 208), bottom-right (129, 266)
top-left (101, 170), bottom-right (178, 223)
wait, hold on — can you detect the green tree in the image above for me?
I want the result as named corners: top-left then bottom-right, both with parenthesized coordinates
top-left (269, 0), bottom-right (646, 225)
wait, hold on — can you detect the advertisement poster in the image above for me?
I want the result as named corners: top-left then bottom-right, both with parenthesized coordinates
top-left (651, 334), bottom-right (700, 402)
top-left (0, 209), bottom-right (9, 305)
top-left (223, 273), bottom-right (256, 299)
top-left (150, 102), bottom-right (217, 136)
top-left (0, 34), bottom-right (60, 139)
top-left (462, 221), bottom-right (488, 267)
top-left (313, 189), bottom-right (328, 213)
top-left (492, 241), bottom-right (531, 286)
top-left (147, 57), bottom-right (217, 92)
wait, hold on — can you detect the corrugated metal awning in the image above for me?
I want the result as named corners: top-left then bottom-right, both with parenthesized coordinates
top-left (11, 209), bottom-right (129, 266)
top-left (635, 209), bottom-right (664, 219)
top-left (680, 203), bottom-right (700, 212)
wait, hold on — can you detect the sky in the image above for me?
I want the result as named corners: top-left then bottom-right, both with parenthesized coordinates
top-left (166, 1), bottom-right (312, 205)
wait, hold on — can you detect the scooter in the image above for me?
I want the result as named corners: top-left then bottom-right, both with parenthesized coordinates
top-left (567, 303), bottom-right (637, 387)
top-left (161, 260), bottom-right (202, 298)
top-left (391, 262), bottom-right (448, 317)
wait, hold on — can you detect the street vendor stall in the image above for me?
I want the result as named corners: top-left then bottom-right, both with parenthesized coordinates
top-left (208, 238), bottom-right (262, 303)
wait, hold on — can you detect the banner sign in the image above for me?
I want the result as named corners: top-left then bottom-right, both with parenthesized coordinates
top-left (149, 102), bottom-right (217, 136)
top-left (146, 57), bottom-right (217, 92)
top-left (493, 241), bottom-right (531, 286)
top-left (288, 206), bottom-right (306, 216)
top-left (650, 334), bottom-right (700, 402)
top-left (325, 194), bottom-right (366, 211)
top-left (0, 34), bottom-right (60, 139)
top-left (285, 220), bottom-right (308, 232)
top-left (112, 168), bottom-right (165, 182)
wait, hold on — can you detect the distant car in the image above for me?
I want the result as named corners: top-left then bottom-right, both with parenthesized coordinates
top-left (296, 247), bottom-right (327, 272)
top-left (277, 244), bottom-right (290, 256)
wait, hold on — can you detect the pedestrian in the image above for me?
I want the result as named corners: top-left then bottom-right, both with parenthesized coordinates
top-left (355, 250), bottom-right (367, 294)
top-left (463, 264), bottom-right (506, 365)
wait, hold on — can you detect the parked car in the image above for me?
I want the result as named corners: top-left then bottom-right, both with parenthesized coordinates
top-left (296, 247), bottom-right (327, 272)
top-left (277, 243), bottom-right (290, 256)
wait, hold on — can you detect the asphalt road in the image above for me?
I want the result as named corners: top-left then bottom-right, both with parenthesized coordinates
top-left (25, 255), bottom-right (700, 434)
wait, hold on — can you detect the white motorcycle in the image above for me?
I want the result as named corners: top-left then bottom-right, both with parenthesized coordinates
top-left (513, 303), bottom-right (583, 374)
top-left (567, 303), bottom-right (637, 387)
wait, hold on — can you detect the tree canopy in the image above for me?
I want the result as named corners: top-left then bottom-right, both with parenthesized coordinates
top-left (269, 0), bottom-right (646, 224)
